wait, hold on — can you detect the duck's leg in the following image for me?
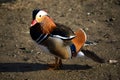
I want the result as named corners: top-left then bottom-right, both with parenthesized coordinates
top-left (59, 58), bottom-right (63, 68)
top-left (48, 57), bottom-right (62, 70)
top-left (54, 58), bottom-right (63, 69)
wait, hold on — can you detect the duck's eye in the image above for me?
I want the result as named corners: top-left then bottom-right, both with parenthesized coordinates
top-left (39, 15), bottom-right (41, 17)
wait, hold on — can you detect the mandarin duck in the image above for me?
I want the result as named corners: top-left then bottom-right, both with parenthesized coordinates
top-left (30, 9), bottom-right (105, 69)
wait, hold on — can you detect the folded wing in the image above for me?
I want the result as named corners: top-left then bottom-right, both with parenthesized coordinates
top-left (51, 23), bottom-right (75, 40)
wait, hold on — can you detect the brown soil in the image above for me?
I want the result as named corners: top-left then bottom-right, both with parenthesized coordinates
top-left (0, 0), bottom-right (120, 80)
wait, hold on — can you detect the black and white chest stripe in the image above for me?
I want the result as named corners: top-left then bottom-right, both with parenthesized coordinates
top-left (35, 34), bottom-right (49, 44)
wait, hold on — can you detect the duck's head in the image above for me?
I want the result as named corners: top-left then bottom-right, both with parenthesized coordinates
top-left (31, 9), bottom-right (56, 34)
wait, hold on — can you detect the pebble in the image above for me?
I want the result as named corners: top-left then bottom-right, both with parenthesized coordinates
top-left (109, 60), bottom-right (118, 64)
top-left (12, 54), bottom-right (17, 58)
top-left (36, 52), bottom-right (41, 54)
top-left (92, 20), bottom-right (96, 24)
top-left (84, 27), bottom-right (89, 31)
top-left (15, 44), bottom-right (18, 48)
top-left (87, 12), bottom-right (91, 16)
top-left (68, 8), bottom-right (73, 12)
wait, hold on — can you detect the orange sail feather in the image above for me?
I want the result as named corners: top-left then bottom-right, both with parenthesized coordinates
top-left (72, 29), bottom-right (87, 52)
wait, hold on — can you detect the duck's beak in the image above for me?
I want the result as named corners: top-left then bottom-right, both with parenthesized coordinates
top-left (31, 19), bottom-right (37, 27)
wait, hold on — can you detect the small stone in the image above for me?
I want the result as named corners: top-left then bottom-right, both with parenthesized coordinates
top-left (109, 60), bottom-right (118, 64)
top-left (87, 12), bottom-right (91, 16)
top-left (12, 54), bottom-right (17, 58)
top-left (36, 52), bottom-right (41, 54)
top-left (92, 20), bottom-right (96, 24)
top-left (30, 50), bottom-right (34, 53)
top-left (15, 44), bottom-right (18, 48)
top-left (68, 8), bottom-right (73, 12)
top-left (84, 28), bottom-right (89, 31)
top-left (109, 18), bottom-right (116, 21)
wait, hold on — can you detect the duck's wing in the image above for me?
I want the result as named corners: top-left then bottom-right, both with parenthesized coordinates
top-left (51, 23), bottom-right (75, 40)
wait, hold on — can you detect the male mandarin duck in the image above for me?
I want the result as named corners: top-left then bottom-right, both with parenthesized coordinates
top-left (30, 9), bottom-right (105, 69)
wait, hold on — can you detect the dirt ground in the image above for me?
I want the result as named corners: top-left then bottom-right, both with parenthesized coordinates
top-left (0, 0), bottom-right (120, 80)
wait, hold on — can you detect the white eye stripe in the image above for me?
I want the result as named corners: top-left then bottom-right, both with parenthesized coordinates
top-left (36, 10), bottom-right (48, 17)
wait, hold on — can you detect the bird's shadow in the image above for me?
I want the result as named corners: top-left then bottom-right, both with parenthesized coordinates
top-left (0, 63), bottom-right (92, 72)
top-left (0, 0), bottom-right (15, 4)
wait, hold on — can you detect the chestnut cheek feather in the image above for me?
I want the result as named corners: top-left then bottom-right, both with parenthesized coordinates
top-left (42, 16), bottom-right (56, 34)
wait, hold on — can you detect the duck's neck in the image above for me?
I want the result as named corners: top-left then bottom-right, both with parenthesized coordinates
top-left (30, 24), bottom-right (42, 40)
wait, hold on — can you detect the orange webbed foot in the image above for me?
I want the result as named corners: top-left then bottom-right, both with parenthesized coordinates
top-left (47, 57), bottom-right (63, 70)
